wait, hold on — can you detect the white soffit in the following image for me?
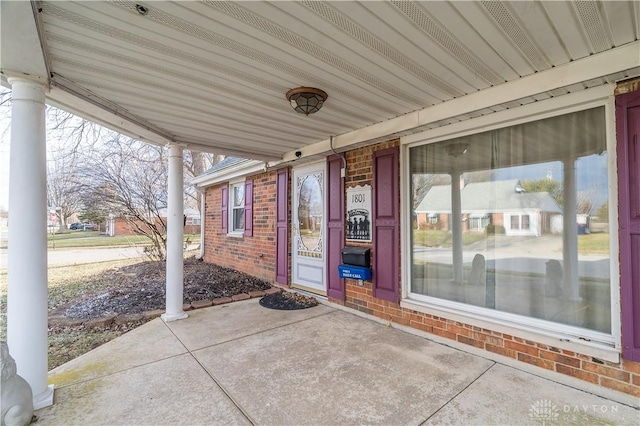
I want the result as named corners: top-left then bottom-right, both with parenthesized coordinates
top-left (4, 1), bottom-right (639, 160)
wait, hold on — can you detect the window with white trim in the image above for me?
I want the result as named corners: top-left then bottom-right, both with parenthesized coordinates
top-left (230, 181), bottom-right (244, 233)
top-left (409, 106), bottom-right (611, 336)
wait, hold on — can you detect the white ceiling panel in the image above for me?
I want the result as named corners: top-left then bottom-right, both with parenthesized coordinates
top-left (1, 1), bottom-right (638, 161)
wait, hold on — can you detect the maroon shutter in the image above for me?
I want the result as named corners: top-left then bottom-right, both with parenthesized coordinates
top-left (327, 155), bottom-right (345, 300)
top-left (276, 168), bottom-right (289, 285)
top-left (373, 147), bottom-right (399, 303)
top-left (221, 184), bottom-right (228, 233)
top-left (617, 90), bottom-right (640, 362)
top-left (244, 179), bottom-right (253, 236)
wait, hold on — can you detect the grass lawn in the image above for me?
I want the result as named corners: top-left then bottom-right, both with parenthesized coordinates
top-left (412, 229), bottom-right (486, 247)
top-left (578, 232), bottom-right (610, 255)
top-left (46, 232), bottom-right (200, 249)
top-left (0, 258), bottom-right (146, 370)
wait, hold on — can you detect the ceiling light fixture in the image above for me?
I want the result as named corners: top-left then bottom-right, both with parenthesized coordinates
top-left (285, 87), bottom-right (328, 116)
top-left (444, 143), bottom-right (469, 158)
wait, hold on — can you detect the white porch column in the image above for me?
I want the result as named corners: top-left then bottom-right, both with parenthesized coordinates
top-left (562, 158), bottom-right (580, 300)
top-left (451, 170), bottom-right (464, 283)
top-left (6, 76), bottom-right (54, 409)
top-left (162, 144), bottom-right (188, 322)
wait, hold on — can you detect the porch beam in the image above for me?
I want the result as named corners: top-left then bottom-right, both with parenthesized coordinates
top-left (6, 76), bottom-right (54, 409)
top-left (162, 144), bottom-right (188, 322)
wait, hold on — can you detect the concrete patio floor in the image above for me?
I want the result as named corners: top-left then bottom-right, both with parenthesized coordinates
top-left (36, 299), bottom-right (639, 425)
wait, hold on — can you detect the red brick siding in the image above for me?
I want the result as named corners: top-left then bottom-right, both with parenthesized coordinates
top-left (203, 169), bottom-right (281, 283)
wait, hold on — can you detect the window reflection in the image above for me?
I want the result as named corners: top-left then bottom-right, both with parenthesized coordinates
top-left (410, 107), bottom-right (610, 334)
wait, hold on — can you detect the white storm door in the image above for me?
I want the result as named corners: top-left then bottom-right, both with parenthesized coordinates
top-left (292, 163), bottom-right (326, 294)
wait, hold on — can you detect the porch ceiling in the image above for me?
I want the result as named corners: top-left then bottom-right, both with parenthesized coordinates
top-left (2, 1), bottom-right (639, 161)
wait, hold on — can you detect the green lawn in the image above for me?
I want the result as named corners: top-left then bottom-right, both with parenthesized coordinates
top-left (412, 229), bottom-right (486, 247)
top-left (578, 232), bottom-right (610, 255)
top-left (42, 232), bottom-right (199, 249)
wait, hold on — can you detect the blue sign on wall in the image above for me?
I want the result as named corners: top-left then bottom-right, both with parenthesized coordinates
top-left (338, 264), bottom-right (372, 281)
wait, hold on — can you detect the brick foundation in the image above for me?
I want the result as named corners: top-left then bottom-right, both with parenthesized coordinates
top-left (333, 280), bottom-right (640, 398)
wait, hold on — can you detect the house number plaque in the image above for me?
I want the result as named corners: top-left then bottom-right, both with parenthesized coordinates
top-left (346, 185), bottom-right (372, 242)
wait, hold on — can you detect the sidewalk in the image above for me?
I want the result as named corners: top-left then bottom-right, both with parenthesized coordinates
top-left (36, 299), bottom-right (639, 425)
top-left (0, 245), bottom-right (201, 270)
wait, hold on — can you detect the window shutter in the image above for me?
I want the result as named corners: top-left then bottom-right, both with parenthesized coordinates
top-left (221, 184), bottom-right (228, 233)
top-left (327, 155), bottom-right (345, 300)
top-left (276, 168), bottom-right (289, 284)
top-left (373, 147), bottom-right (399, 303)
top-left (617, 90), bottom-right (640, 362)
top-left (244, 179), bottom-right (253, 237)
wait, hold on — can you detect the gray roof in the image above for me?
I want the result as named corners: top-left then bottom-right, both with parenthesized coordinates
top-left (415, 179), bottom-right (562, 214)
top-left (200, 157), bottom-right (248, 176)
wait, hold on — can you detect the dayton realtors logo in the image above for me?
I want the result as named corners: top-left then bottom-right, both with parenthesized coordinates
top-left (529, 399), bottom-right (560, 425)
top-left (529, 399), bottom-right (622, 424)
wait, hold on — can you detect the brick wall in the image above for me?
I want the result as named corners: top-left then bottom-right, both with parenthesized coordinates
top-left (203, 169), bottom-right (279, 282)
top-left (113, 217), bottom-right (199, 236)
top-left (329, 139), bottom-right (640, 398)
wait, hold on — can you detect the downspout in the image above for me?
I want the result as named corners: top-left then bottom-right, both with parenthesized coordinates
top-left (196, 186), bottom-right (205, 260)
top-left (329, 135), bottom-right (347, 177)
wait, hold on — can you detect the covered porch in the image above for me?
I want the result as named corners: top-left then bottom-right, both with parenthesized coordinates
top-left (35, 299), bottom-right (640, 424)
top-left (2, 0), bottom-right (640, 411)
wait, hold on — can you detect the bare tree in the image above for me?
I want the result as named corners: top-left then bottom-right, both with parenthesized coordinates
top-left (83, 135), bottom-right (169, 259)
top-left (2, 91), bottom-right (219, 253)
top-left (183, 150), bottom-right (222, 213)
top-left (47, 154), bottom-right (83, 231)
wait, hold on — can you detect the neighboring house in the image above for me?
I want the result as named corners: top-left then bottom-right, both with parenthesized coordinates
top-left (106, 209), bottom-right (201, 237)
top-left (414, 180), bottom-right (562, 236)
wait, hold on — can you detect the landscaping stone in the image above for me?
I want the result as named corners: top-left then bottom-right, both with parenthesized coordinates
top-left (248, 290), bottom-right (266, 298)
top-left (264, 287), bottom-right (283, 295)
top-left (183, 303), bottom-right (193, 311)
top-left (231, 293), bottom-right (250, 302)
top-left (212, 297), bottom-right (233, 305)
top-left (114, 313), bottom-right (145, 325)
top-left (191, 299), bottom-right (213, 309)
top-left (49, 316), bottom-right (85, 327)
top-left (143, 309), bottom-right (164, 320)
top-left (84, 314), bottom-right (117, 329)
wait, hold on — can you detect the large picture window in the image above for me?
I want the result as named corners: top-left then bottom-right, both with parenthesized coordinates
top-left (410, 107), bottom-right (611, 335)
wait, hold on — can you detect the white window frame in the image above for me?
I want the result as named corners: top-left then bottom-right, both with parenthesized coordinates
top-left (228, 178), bottom-right (245, 236)
top-left (400, 85), bottom-right (621, 361)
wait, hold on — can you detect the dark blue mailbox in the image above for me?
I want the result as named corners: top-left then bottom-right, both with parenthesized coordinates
top-left (338, 264), bottom-right (372, 280)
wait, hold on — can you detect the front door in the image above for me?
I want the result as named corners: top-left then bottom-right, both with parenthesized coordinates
top-left (292, 163), bottom-right (326, 294)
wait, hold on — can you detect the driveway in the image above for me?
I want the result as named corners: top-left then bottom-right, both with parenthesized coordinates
top-left (0, 246), bottom-right (148, 270)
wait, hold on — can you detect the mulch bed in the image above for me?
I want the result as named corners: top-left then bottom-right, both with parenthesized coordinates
top-left (56, 257), bottom-right (272, 320)
top-left (259, 292), bottom-right (319, 310)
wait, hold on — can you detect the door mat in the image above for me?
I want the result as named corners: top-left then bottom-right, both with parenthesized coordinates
top-left (259, 292), bottom-right (319, 310)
